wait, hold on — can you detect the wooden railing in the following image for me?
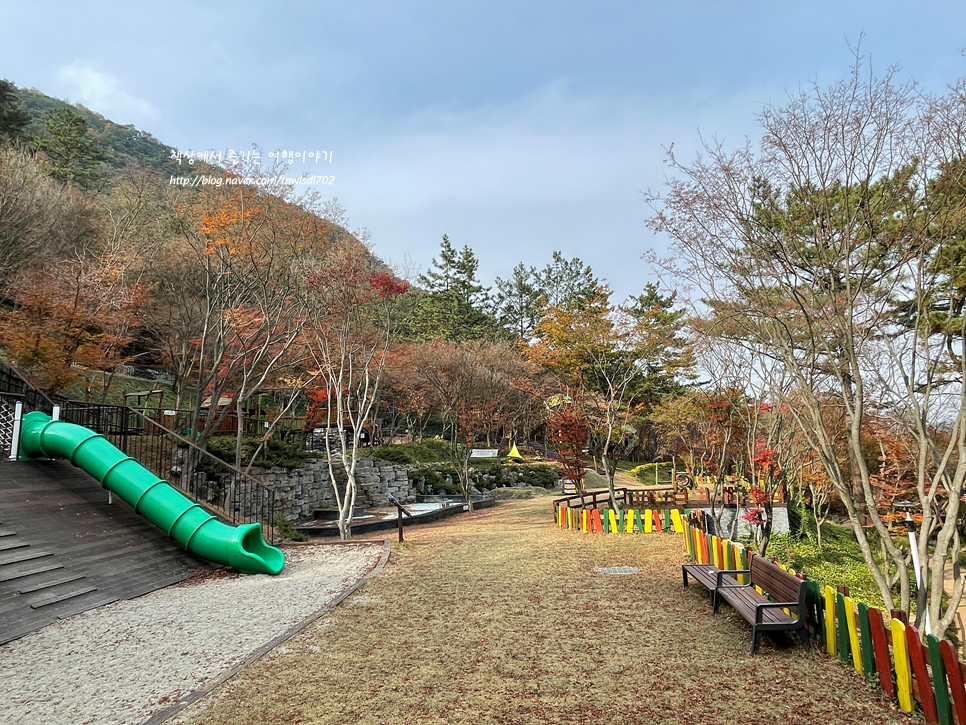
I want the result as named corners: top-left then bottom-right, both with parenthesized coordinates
top-left (552, 487), bottom-right (629, 511)
top-left (553, 486), bottom-right (689, 511)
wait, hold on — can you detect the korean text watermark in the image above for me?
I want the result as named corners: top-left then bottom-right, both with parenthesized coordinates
top-left (168, 148), bottom-right (333, 165)
top-left (169, 175), bottom-right (334, 187)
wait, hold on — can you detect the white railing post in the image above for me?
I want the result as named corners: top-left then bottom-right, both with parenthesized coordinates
top-left (51, 405), bottom-right (60, 422)
top-left (9, 401), bottom-right (23, 461)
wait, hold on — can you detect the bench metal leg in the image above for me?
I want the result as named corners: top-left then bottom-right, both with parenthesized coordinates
top-left (682, 567), bottom-right (689, 588)
top-left (797, 627), bottom-right (809, 647)
top-left (751, 629), bottom-right (763, 655)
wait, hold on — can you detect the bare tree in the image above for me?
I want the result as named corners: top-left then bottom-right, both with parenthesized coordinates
top-left (648, 54), bottom-right (966, 635)
top-left (0, 144), bottom-right (87, 289)
top-left (303, 244), bottom-right (408, 539)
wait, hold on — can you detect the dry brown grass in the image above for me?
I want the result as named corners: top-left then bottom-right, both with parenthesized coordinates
top-left (173, 499), bottom-right (909, 725)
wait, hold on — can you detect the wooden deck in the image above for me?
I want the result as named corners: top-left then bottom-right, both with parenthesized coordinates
top-left (0, 460), bottom-right (217, 645)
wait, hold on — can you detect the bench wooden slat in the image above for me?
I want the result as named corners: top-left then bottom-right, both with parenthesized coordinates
top-left (682, 563), bottom-right (720, 604)
top-left (711, 555), bottom-right (807, 654)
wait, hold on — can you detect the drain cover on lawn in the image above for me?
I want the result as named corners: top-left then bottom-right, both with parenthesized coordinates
top-left (598, 566), bottom-right (639, 575)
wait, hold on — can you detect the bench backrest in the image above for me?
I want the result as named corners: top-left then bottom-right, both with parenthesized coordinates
top-left (750, 555), bottom-right (805, 606)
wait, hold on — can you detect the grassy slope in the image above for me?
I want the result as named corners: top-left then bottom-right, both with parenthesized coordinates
top-left (172, 499), bottom-right (906, 725)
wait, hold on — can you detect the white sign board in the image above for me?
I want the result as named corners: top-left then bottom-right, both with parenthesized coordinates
top-left (469, 448), bottom-right (499, 458)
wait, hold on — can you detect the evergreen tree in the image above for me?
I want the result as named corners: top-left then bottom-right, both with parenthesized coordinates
top-left (0, 80), bottom-right (30, 145)
top-left (534, 251), bottom-right (599, 311)
top-left (493, 262), bottom-right (541, 340)
top-left (34, 108), bottom-right (106, 188)
top-left (494, 251), bottom-right (600, 340)
top-left (408, 235), bottom-right (496, 341)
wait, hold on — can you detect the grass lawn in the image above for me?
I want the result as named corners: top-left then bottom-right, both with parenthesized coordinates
top-left (172, 499), bottom-right (908, 725)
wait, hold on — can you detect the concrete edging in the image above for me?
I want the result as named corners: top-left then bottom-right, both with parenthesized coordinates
top-left (142, 538), bottom-right (392, 725)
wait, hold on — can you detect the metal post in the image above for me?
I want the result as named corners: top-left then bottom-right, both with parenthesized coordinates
top-left (904, 511), bottom-right (931, 635)
top-left (9, 401), bottom-right (23, 460)
top-left (388, 493), bottom-right (412, 543)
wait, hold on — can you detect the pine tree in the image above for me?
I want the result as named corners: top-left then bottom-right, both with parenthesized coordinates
top-left (494, 251), bottom-right (600, 340)
top-left (493, 262), bottom-right (541, 340)
top-left (533, 251), bottom-right (599, 311)
top-left (0, 80), bottom-right (30, 145)
top-left (33, 108), bottom-right (106, 188)
top-left (409, 235), bottom-right (496, 341)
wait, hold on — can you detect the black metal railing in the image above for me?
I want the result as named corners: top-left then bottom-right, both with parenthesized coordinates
top-left (0, 359), bottom-right (56, 414)
top-left (56, 402), bottom-right (278, 543)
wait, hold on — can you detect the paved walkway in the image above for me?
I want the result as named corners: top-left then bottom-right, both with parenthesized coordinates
top-left (0, 542), bottom-right (385, 725)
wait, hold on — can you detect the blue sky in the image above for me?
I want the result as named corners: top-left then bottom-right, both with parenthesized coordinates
top-left (2, 1), bottom-right (966, 300)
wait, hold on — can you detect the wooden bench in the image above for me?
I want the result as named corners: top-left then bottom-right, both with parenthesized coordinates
top-left (713, 555), bottom-right (807, 655)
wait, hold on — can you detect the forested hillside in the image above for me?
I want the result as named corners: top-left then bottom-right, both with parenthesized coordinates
top-left (0, 78), bottom-right (376, 409)
top-left (15, 86), bottom-right (179, 173)
top-left (0, 75), bottom-right (691, 510)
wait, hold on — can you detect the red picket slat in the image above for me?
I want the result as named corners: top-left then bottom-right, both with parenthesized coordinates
top-left (591, 509), bottom-right (603, 534)
top-left (867, 608), bottom-right (894, 697)
top-left (940, 640), bottom-right (966, 725)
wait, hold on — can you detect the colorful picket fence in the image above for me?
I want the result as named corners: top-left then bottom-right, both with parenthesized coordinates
top-left (683, 522), bottom-right (966, 725)
top-left (555, 504), bottom-right (685, 534)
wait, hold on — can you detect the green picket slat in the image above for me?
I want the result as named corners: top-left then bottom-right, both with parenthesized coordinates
top-left (858, 602), bottom-right (875, 675)
top-left (618, 509), bottom-right (625, 534)
top-left (927, 634), bottom-right (953, 725)
top-left (807, 580), bottom-right (825, 645)
top-left (836, 593), bottom-right (850, 663)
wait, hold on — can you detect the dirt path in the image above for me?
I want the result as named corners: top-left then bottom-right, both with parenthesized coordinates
top-left (171, 499), bottom-right (908, 725)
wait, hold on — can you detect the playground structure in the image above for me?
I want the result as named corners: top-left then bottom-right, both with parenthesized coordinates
top-left (18, 411), bottom-right (284, 575)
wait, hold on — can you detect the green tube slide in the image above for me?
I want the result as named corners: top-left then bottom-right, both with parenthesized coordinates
top-left (18, 411), bottom-right (284, 575)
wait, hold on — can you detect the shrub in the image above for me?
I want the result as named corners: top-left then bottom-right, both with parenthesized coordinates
top-left (370, 439), bottom-right (452, 464)
top-left (407, 461), bottom-right (560, 493)
top-left (271, 518), bottom-right (309, 542)
top-left (628, 462), bottom-right (674, 484)
top-left (205, 436), bottom-right (309, 470)
top-left (408, 465), bottom-right (461, 494)
top-left (514, 464), bottom-right (559, 488)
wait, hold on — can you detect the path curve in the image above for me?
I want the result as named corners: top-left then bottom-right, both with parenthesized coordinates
top-left (0, 541), bottom-right (387, 725)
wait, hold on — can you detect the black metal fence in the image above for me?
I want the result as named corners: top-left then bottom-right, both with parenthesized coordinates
top-left (0, 359), bottom-right (57, 414)
top-left (57, 402), bottom-right (277, 542)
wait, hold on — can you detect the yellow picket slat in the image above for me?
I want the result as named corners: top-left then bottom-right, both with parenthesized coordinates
top-left (891, 618), bottom-right (913, 713)
top-left (824, 586), bottom-right (837, 656)
top-left (644, 509), bottom-right (653, 533)
top-left (608, 509), bottom-right (619, 534)
top-left (671, 509), bottom-right (684, 533)
top-left (844, 596), bottom-right (862, 674)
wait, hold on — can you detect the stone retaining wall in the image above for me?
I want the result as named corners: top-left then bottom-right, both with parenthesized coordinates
top-left (249, 457), bottom-right (415, 520)
top-left (175, 451), bottom-right (414, 521)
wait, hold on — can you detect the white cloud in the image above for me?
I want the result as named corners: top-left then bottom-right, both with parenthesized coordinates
top-left (337, 80), bottom-right (764, 299)
top-left (58, 63), bottom-right (157, 123)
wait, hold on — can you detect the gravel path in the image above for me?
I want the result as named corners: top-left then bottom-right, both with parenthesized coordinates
top-left (0, 542), bottom-right (385, 725)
